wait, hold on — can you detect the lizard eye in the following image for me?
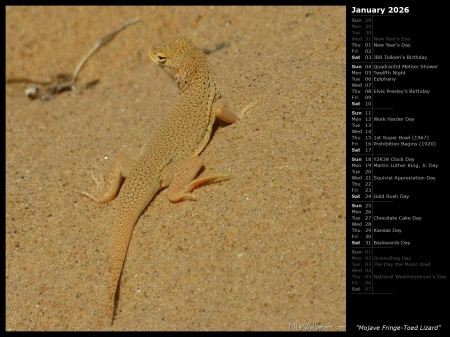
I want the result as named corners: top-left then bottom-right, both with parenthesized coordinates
top-left (156, 52), bottom-right (167, 64)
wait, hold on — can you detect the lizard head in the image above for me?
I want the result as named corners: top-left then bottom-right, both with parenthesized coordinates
top-left (149, 37), bottom-right (206, 88)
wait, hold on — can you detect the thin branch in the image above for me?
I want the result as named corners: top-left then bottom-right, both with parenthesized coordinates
top-left (72, 17), bottom-right (141, 88)
top-left (6, 17), bottom-right (141, 100)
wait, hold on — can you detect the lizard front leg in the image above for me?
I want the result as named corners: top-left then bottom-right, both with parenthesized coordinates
top-left (214, 96), bottom-right (259, 123)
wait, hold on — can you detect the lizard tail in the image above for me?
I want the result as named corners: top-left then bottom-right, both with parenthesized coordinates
top-left (109, 211), bottom-right (137, 324)
top-left (108, 176), bottom-right (161, 323)
top-left (109, 252), bottom-right (125, 324)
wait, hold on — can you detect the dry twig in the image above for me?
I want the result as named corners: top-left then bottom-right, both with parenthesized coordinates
top-left (6, 17), bottom-right (141, 101)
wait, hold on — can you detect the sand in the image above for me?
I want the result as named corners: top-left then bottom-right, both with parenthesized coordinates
top-left (5, 6), bottom-right (346, 331)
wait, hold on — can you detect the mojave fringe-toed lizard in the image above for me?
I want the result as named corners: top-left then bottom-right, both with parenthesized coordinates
top-left (82, 37), bottom-right (251, 323)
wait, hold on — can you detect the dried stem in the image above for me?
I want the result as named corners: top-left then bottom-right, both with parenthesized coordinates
top-left (72, 17), bottom-right (141, 89)
top-left (6, 17), bottom-right (141, 100)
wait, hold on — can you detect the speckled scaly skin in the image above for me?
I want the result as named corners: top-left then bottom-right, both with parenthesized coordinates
top-left (113, 37), bottom-right (220, 319)
top-left (82, 37), bottom-right (240, 323)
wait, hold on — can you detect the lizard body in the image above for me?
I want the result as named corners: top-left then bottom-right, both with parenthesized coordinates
top-left (82, 37), bottom-right (240, 323)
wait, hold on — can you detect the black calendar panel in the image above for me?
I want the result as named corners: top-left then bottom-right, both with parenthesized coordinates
top-left (347, 4), bottom-right (447, 333)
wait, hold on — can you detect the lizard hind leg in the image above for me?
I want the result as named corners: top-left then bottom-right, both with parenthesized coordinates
top-left (160, 156), bottom-right (233, 203)
top-left (81, 163), bottom-right (123, 203)
top-left (81, 147), bottom-right (141, 203)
